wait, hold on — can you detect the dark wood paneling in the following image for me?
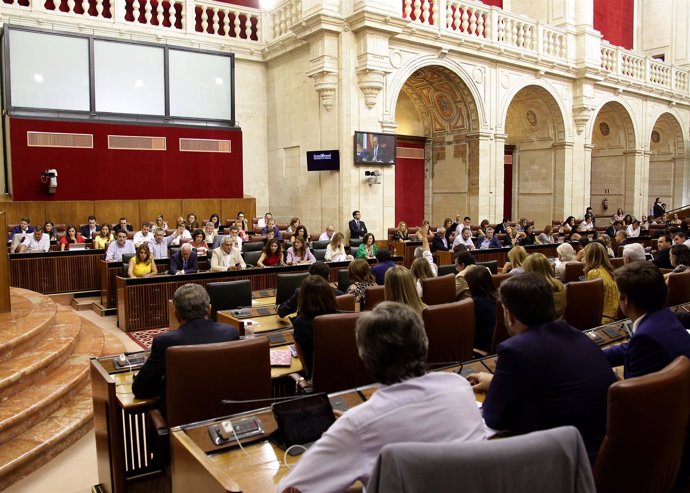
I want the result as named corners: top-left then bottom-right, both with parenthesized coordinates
top-left (9, 249), bottom-right (104, 293)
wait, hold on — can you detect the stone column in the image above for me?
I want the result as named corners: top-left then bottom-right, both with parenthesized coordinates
top-left (623, 149), bottom-right (646, 217)
top-left (466, 131), bottom-right (495, 223)
top-left (553, 141), bottom-right (574, 221)
top-left (492, 133), bottom-right (508, 224)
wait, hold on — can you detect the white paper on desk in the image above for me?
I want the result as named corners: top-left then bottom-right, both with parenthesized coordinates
top-left (243, 319), bottom-right (260, 326)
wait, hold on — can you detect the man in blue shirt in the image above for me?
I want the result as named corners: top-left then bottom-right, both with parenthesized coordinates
top-left (372, 249), bottom-right (396, 285)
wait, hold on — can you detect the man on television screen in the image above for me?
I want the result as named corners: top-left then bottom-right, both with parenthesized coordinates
top-left (366, 135), bottom-right (392, 163)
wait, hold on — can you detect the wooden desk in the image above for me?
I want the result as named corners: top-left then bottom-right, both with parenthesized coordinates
top-left (435, 243), bottom-right (562, 267)
top-left (10, 248), bottom-right (105, 294)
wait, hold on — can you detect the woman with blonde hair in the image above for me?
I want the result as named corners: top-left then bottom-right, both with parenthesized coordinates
top-left (392, 221), bottom-right (410, 242)
top-left (128, 244), bottom-right (157, 278)
top-left (523, 253), bottom-right (566, 319)
top-left (383, 266), bottom-right (426, 314)
top-left (325, 232), bottom-right (353, 262)
top-left (583, 242), bottom-right (619, 323)
top-left (410, 256), bottom-right (434, 297)
top-left (502, 246), bottom-right (527, 274)
top-left (346, 258), bottom-right (376, 306)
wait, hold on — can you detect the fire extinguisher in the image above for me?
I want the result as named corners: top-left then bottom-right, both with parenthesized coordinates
top-left (602, 198), bottom-right (609, 211)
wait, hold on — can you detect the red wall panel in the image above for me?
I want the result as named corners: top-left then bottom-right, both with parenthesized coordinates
top-left (593, 0), bottom-right (634, 49)
top-left (480, 0), bottom-right (502, 7)
top-left (8, 118), bottom-right (243, 201)
top-left (395, 142), bottom-right (425, 226)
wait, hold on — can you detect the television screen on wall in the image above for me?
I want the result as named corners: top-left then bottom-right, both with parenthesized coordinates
top-left (306, 150), bottom-right (340, 171)
top-left (354, 131), bottom-right (396, 165)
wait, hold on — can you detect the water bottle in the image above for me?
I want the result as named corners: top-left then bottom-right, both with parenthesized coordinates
top-left (244, 321), bottom-right (255, 339)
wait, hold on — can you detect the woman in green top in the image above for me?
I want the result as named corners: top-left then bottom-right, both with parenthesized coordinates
top-left (356, 233), bottom-right (378, 259)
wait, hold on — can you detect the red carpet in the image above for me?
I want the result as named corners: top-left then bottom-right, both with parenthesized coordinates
top-left (127, 327), bottom-right (169, 349)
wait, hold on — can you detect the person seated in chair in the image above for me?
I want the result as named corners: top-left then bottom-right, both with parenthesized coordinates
top-left (431, 226), bottom-right (451, 252)
top-left (468, 273), bottom-right (616, 461)
top-left (105, 230), bottom-right (136, 262)
top-left (210, 236), bottom-right (246, 271)
top-left (169, 243), bottom-right (199, 275)
top-left (476, 226), bottom-right (502, 249)
top-left (80, 215), bottom-right (99, 240)
top-left (277, 261), bottom-right (343, 318)
top-left (603, 261), bottom-right (690, 378)
top-left (16, 225), bottom-right (49, 253)
top-left (113, 217), bottom-right (134, 234)
top-left (372, 249), bottom-right (397, 285)
top-left (132, 284), bottom-right (239, 405)
top-left (277, 302), bottom-right (485, 493)
top-left (9, 217), bottom-right (34, 241)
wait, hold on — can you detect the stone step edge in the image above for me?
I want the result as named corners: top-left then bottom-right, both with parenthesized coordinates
top-left (0, 292), bottom-right (58, 364)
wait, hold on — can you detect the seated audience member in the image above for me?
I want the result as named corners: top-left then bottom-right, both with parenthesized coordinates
top-left (257, 238), bottom-right (284, 267)
top-left (349, 210), bottom-right (367, 239)
top-left (385, 266), bottom-right (426, 314)
top-left (516, 217), bottom-right (528, 232)
top-left (504, 225), bottom-right (523, 247)
top-left (256, 212), bottom-right (272, 229)
top-left (286, 237), bottom-right (316, 265)
top-left (455, 251), bottom-right (477, 300)
top-left (518, 224), bottom-right (541, 246)
top-left (202, 222), bottom-right (217, 247)
top-left (614, 230), bottom-right (628, 250)
top-left (234, 220), bottom-right (248, 242)
top-left (502, 246), bottom-right (527, 274)
top-left (554, 243), bottom-right (578, 282)
top-left (453, 227), bottom-right (477, 250)
top-left (208, 213), bottom-right (222, 234)
top-left (468, 273), bottom-right (616, 461)
top-left (132, 284), bottom-right (239, 404)
top-left (43, 221), bottom-right (57, 240)
top-left (626, 219), bottom-right (641, 238)
top-left (105, 231), bottom-right (135, 261)
top-left (153, 214), bottom-right (168, 232)
top-left (290, 225), bottom-right (310, 248)
top-left (169, 243), bottom-right (199, 275)
top-left (464, 266), bottom-right (496, 353)
top-left (80, 216), bottom-right (99, 240)
top-left (612, 208), bottom-right (625, 222)
top-left (622, 242), bottom-right (646, 264)
top-left (325, 232), bottom-right (353, 262)
top-left (222, 225), bottom-right (244, 250)
top-left (392, 221), bottom-right (411, 242)
top-left (623, 214), bottom-right (633, 226)
top-left (236, 211), bottom-right (249, 232)
top-left (604, 262), bottom-right (690, 378)
top-left (537, 224), bottom-right (555, 244)
top-left (319, 225), bottom-right (336, 242)
top-left (189, 229), bottom-right (208, 257)
top-left (372, 249), bottom-right (396, 285)
top-left (494, 218), bottom-right (510, 235)
top-left (411, 257), bottom-right (434, 298)
top-left (578, 214), bottom-right (595, 232)
top-left (476, 226), bottom-right (502, 249)
top-left (559, 216), bottom-right (575, 234)
top-left (93, 224), bottom-right (114, 250)
top-left (59, 225), bottom-right (86, 251)
top-left (669, 213), bottom-right (683, 227)
top-left (583, 242), bottom-right (619, 324)
top-left (10, 217), bottom-right (34, 241)
top-left (413, 224), bottom-right (438, 276)
top-left (476, 219), bottom-right (489, 237)
top-left (291, 275), bottom-right (339, 377)
top-left (653, 234), bottom-right (673, 269)
top-left (356, 233), bottom-right (378, 259)
top-left (673, 231), bottom-right (690, 247)
top-left (605, 220), bottom-right (622, 238)
top-left (597, 234), bottom-right (615, 257)
top-left (640, 215), bottom-right (650, 230)
top-left (16, 225), bottom-right (50, 253)
top-left (261, 229), bottom-right (277, 246)
top-left (669, 244), bottom-right (690, 274)
top-left (133, 222), bottom-right (155, 248)
top-left (452, 215), bottom-right (472, 236)
top-left (169, 222), bottom-right (192, 247)
top-left (113, 217), bottom-right (133, 234)
top-left (277, 302), bottom-right (485, 493)
top-left (185, 213), bottom-right (199, 231)
top-left (261, 218), bottom-right (281, 239)
top-left (346, 258), bottom-right (377, 307)
top-left (149, 228), bottom-right (171, 259)
top-left (286, 217), bottom-right (300, 234)
top-left (211, 236), bottom-right (246, 271)
top-left (277, 262), bottom-right (343, 318)
top-left (431, 226), bottom-right (451, 251)
top-left (574, 236), bottom-right (590, 262)
top-left (128, 244), bottom-right (157, 278)
top-left (523, 253), bottom-right (566, 319)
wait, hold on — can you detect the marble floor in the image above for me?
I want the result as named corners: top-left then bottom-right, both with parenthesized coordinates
top-left (5, 308), bottom-right (141, 493)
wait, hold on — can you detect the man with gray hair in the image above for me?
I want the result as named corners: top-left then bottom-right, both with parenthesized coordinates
top-left (132, 284), bottom-right (238, 402)
top-left (211, 235), bottom-right (246, 271)
top-left (622, 242), bottom-right (646, 263)
top-left (169, 242), bottom-right (199, 275)
top-left (277, 302), bottom-right (485, 493)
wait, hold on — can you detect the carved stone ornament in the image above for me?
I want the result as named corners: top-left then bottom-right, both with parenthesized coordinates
top-left (357, 70), bottom-right (386, 109)
top-left (651, 130), bottom-right (661, 143)
top-left (311, 72), bottom-right (338, 111)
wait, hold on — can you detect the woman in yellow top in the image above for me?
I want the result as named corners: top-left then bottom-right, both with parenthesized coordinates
top-left (523, 253), bottom-right (566, 319)
top-left (93, 224), bottom-right (114, 249)
top-left (128, 244), bottom-right (157, 278)
top-left (583, 242), bottom-right (619, 323)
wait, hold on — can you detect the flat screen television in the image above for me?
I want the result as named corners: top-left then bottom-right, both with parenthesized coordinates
top-left (306, 150), bottom-right (340, 171)
top-left (354, 131), bottom-right (396, 165)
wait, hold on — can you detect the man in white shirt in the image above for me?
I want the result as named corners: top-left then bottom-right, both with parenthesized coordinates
top-left (169, 222), bottom-right (192, 247)
top-left (133, 222), bottom-right (155, 247)
top-left (319, 225), bottom-right (336, 242)
top-left (413, 224), bottom-right (438, 276)
top-left (17, 226), bottom-right (50, 253)
top-left (215, 225), bottom-right (243, 250)
top-left (105, 231), bottom-right (136, 262)
top-left (210, 236), bottom-right (246, 271)
top-left (149, 228), bottom-right (172, 259)
top-left (452, 227), bottom-right (476, 250)
top-left (277, 302), bottom-right (485, 493)
top-left (257, 212), bottom-right (272, 229)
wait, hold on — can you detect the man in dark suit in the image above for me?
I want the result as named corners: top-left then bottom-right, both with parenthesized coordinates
top-left (132, 284), bottom-right (239, 405)
top-left (372, 249), bottom-right (396, 285)
top-left (603, 262), bottom-right (690, 378)
top-left (80, 215), bottom-right (99, 240)
top-left (652, 233), bottom-right (672, 269)
top-left (9, 217), bottom-right (34, 240)
top-left (277, 261), bottom-right (344, 318)
top-left (349, 210), bottom-right (367, 240)
top-left (468, 273), bottom-right (616, 461)
top-left (169, 243), bottom-right (199, 275)
top-left (113, 217), bottom-right (134, 234)
top-left (431, 227), bottom-right (451, 252)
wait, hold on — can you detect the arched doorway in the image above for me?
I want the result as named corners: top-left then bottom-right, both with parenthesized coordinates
top-left (590, 102), bottom-right (636, 217)
top-left (648, 112), bottom-right (685, 213)
top-left (394, 66), bottom-right (480, 226)
top-left (504, 85), bottom-right (567, 228)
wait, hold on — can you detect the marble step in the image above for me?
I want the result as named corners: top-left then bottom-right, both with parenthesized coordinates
top-left (0, 308), bottom-right (80, 402)
top-left (0, 312), bottom-right (106, 444)
top-left (70, 296), bottom-right (100, 312)
top-left (0, 289), bottom-right (58, 364)
top-left (0, 385), bottom-right (94, 492)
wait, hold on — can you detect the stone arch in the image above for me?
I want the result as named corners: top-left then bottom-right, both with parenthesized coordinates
top-left (590, 98), bottom-right (638, 150)
top-left (648, 111), bottom-right (687, 211)
top-left (502, 84), bottom-right (568, 228)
